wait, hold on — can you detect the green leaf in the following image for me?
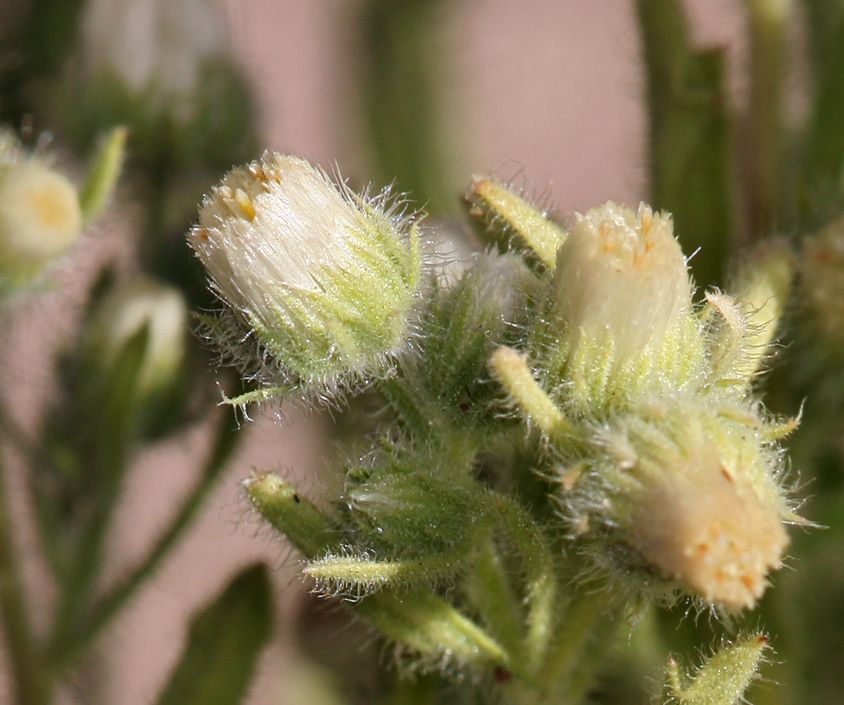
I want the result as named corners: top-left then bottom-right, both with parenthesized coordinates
top-left (155, 564), bottom-right (273, 705)
top-left (79, 126), bottom-right (127, 225)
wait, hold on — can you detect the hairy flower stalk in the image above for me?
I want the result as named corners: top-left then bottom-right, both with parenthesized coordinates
top-left (189, 152), bottom-right (422, 402)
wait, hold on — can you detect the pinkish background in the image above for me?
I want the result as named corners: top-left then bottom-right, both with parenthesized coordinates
top-left (2, 1), bottom-right (747, 703)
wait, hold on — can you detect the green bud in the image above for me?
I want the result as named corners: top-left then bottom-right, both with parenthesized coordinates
top-left (423, 251), bottom-right (538, 427)
top-left (0, 159), bottom-right (82, 291)
top-left (465, 177), bottom-right (565, 270)
top-left (344, 452), bottom-right (480, 557)
top-left (85, 275), bottom-right (187, 402)
top-left (189, 152), bottom-right (422, 402)
top-left (564, 396), bottom-right (792, 609)
top-left (665, 632), bottom-right (770, 705)
top-left (536, 202), bottom-right (703, 411)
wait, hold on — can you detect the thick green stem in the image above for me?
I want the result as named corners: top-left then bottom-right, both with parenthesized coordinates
top-left (358, 0), bottom-right (457, 214)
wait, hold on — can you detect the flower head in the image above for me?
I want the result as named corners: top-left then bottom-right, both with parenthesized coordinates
top-left (563, 396), bottom-right (792, 609)
top-left (539, 201), bottom-right (702, 410)
top-left (0, 159), bottom-right (82, 291)
top-left (189, 152), bottom-right (422, 400)
top-left (86, 275), bottom-right (188, 400)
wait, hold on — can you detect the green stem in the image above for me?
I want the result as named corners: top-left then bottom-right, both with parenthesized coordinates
top-left (463, 535), bottom-right (525, 662)
top-left (47, 411), bottom-right (241, 668)
top-left (488, 493), bottom-right (557, 676)
top-left (358, 0), bottom-right (457, 214)
top-left (746, 0), bottom-right (791, 238)
top-left (0, 455), bottom-right (52, 705)
top-left (537, 586), bottom-right (611, 694)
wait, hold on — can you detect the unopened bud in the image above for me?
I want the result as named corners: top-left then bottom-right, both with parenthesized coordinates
top-left (86, 275), bottom-right (187, 400)
top-left (542, 202), bottom-right (701, 409)
top-left (566, 397), bottom-right (791, 609)
top-left (0, 161), bottom-right (82, 290)
top-left (190, 152), bottom-right (422, 397)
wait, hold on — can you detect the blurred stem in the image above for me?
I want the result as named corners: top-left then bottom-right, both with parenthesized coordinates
top-left (358, 0), bottom-right (457, 213)
top-left (746, 0), bottom-right (792, 237)
top-left (0, 455), bottom-right (52, 705)
top-left (801, 0), bottom-right (844, 218)
top-left (0, 0), bottom-right (87, 126)
top-left (46, 331), bottom-right (150, 663)
top-left (637, 0), bottom-right (735, 287)
top-left (48, 410), bottom-right (241, 669)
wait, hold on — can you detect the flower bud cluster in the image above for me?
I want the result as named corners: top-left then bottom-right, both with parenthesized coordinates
top-left (192, 161), bottom-right (797, 625)
top-left (503, 198), bottom-right (796, 608)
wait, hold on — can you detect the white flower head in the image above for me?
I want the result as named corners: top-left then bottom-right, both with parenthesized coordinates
top-left (189, 152), bottom-right (422, 399)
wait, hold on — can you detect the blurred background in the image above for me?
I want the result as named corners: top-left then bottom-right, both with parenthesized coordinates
top-left (0, 1), bottom-right (828, 704)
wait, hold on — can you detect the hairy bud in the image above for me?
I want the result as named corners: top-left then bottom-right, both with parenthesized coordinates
top-left (189, 152), bottom-right (422, 401)
top-left (0, 160), bottom-right (82, 291)
top-left (564, 397), bottom-right (792, 609)
top-left (539, 202), bottom-right (702, 410)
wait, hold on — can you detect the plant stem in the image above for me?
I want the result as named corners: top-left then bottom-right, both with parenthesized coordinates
top-left (537, 585), bottom-right (610, 694)
top-left (746, 0), bottom-right (792, 238)
top-left (47, 410), bottom-right (241, 668)
top-left (0, 454), bottom-right (52, 705)
top-left (489, 494), bottom-right (557, 676)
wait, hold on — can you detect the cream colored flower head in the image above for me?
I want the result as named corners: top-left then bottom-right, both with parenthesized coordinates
top-left (189, 151), bottom-right (422, 394)
top-left (0, 160), bottom-right (82, 290)
top-left (546, 202), bottom-right (701, 410)
top-left (566, 396), bottom-right (792, 610)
